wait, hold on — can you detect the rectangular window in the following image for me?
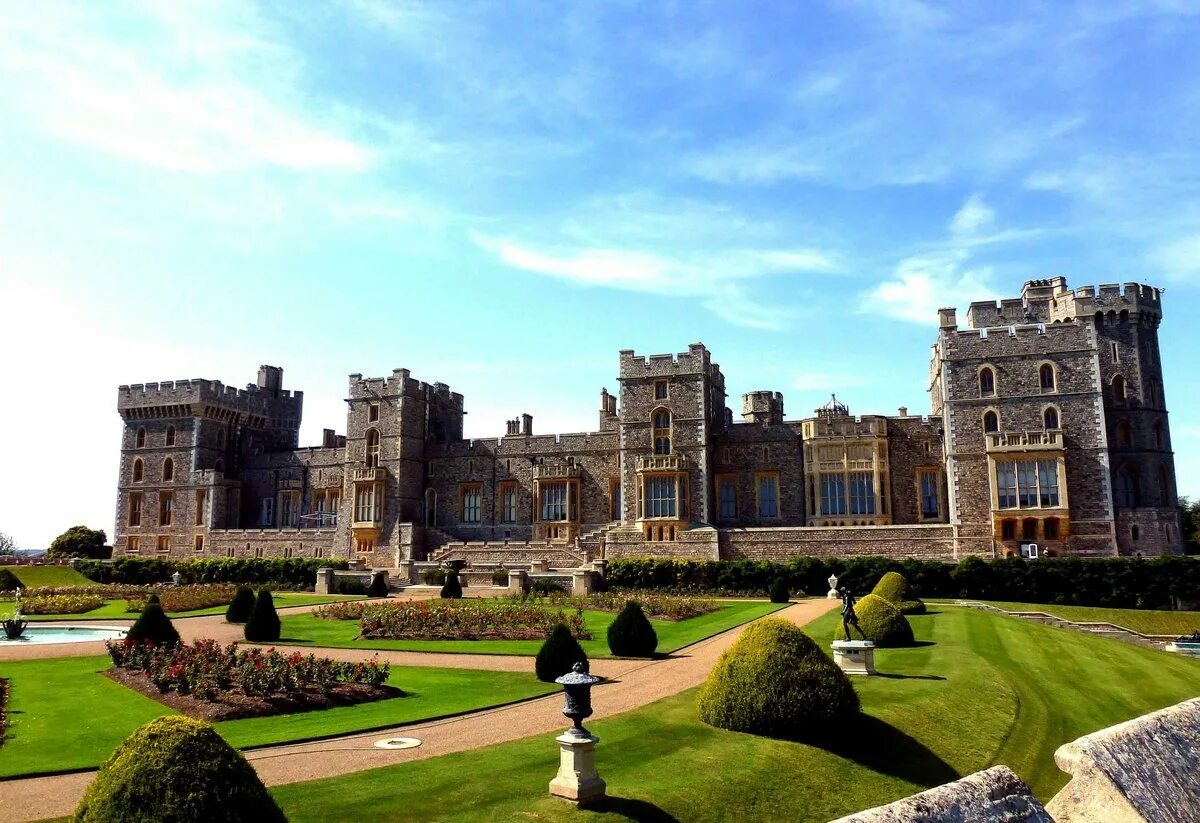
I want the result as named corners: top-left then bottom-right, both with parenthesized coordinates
top-left (1017, 461), bottom-right (1039, 508)
top-left (610, 479), bottom-right (622, 521)
top-left (368, 403), bottom-right (379, 422)
top-left (193, 534), bottom-right (204, 552)
top-left (159, 492), bottom-right (173, 526)
top-left (654, 380), bottom-right (668, 400)
top-left (126, 536), bottom-right (139, 554)
top-left (997, 460), bottom-right (1061, 509)
top-left (820, 474), bottom-right (847, 516)
top-left (645, 476), bottom-right (677, 518)
top-left (195, 490), bottom-right (206, 526)
top-left (500, 482), bottom-right (517, 523)
top-left (156, 535), bottom-right (170, 553)
top-left (129, 493), bottom-right (143, 527)
top-left (540, 481), bottom-right (569, 521)
top-left (1037, 460), bottom-right (1060, 507)
top-left (460, 484), bottom-right (482, 523)
top-left (996, 463), bottom-right (1018, 509)
top-left (757, 473), bottom-right (779, 518)
top-left (259, 497), bottom-right (273, 527)
top-left (849, 472), bottom-right (876, 515)
top-left (355, 485), bottom-right (377, 522)
top-left (718, 477), bottom-right (737, 519)
top-left (280, 492), bottom-right (299, 527)
top-left (919, 471), bottom-right (940, 518)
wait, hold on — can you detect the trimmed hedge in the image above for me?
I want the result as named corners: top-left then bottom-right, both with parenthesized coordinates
top-left (606, 555), bottom-right (1200, 610)
top-left (0, 568), bottom-right (20, 591)
top-left (872, 571), bottom-right (926, 615)
top-left (75, 716), bottom-right (286, 822)
top-left (769, 578), bottom-right (790, 604)
top-left (368, 572), bottom-right (389, 598)
top-left (835, 593), bottom-right (913, 647)
top-left (698, 618), bottom-right (858, 739)
top-left (243, 590), bottom-right (281, 642)
top-left (536, 623), bottom-right (589, 683)
top-left (125, 595), bottom-right (180, 647)
top-left (225, 586), bottom-right (255, 624)
top-left (607, 601), bottom-right (657, 657)
top-left (75, 557), bottom-right (348, 588)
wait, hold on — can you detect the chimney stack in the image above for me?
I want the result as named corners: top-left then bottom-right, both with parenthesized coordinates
top-left (898, 406), bottom-right (908, 417)
top-left (521, 413), bottom-right (533, 436)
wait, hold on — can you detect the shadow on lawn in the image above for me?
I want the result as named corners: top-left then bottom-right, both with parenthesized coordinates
top-left (817, 713), bottom-right (958, 788)
top-left (872, 672), bottom-right (946, 681)
top-left (590, 796), bottom-right (682, 822)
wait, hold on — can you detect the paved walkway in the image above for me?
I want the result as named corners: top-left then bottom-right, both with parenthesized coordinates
top-left (0, 598), bottom-right (837, 821)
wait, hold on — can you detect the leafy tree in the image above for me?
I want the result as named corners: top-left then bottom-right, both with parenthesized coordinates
top-left (0, 531), bottom-right (16, 556)
top-left (1180, 497), bottom-right (1200, 555)
top-left (768, 577), bottom-right (790, 604)
top-left (47, 525), bottom-right (109, 559)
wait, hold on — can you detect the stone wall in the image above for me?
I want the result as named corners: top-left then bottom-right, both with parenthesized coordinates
top-left (718, 524), bottom-right (958, 561)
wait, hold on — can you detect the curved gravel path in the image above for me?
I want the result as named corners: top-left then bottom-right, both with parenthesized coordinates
top-left (0, 598), bottom-right (838, 821)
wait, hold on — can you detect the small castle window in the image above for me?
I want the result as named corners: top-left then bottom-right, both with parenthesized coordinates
top-left (128, 493), bottom-right (142, 526)
top-left (1001, 519), bottom-right (1017, 540)
top-left (1022, 518), bottom-right (1038, 541)
top-left (365, 428), bottom-right (380, 468)
top-left (979, 367), bottom-right (996, 397)
top-left (368, 403), bottom-right (379, 423)
top-left (1132, 525), bottom-right (1140, 542)
top-left (159, 492), bottom-right (173, 526)
top-left (1043, 407), bottom-right (1059, 430)
top-left (162, 458), bottom-right (174, 482)
top-left (1112, 375), bottom-right (1127, 404)
top-left (1154, 421), bottom-right (1164, 449)
top-left (166, 426), bottom-right (176, 446)
top-left (983, 411), bottom-right (999, 434)
top-left (136, 428), bottom-right (146, 448)
top-left (1115, 420), bottom-right (1132, 447)
top-left (652, 409), bottom-right (671, 455)
top-left (194, 535), bottom-right (204, 553)
top-left (654, 381), bottom-right (668, 400)
top-left (132, 459), bottom-right (143, 483)
top-left (1039, 364), bottom-right (1056, 393)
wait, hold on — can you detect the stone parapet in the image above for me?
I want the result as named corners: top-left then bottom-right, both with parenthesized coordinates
top-left (718, 524), bottom-right (957, 561)
top-left (831, 766), bottom-right (1051, 823)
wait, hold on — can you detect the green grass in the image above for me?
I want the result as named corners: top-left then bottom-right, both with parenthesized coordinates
top-left (9, 592), bottom-right (363, 622)
top-left (0, 655), bottom-right (553, 778)
top-left (272, 600), bottom-right (785, 657)
top-left (269, 606), bottom-right (1200, 822)
top-left (955, 600), bottom-right (1200, 637)
top-left (4, 566), bottom-right (94, 588)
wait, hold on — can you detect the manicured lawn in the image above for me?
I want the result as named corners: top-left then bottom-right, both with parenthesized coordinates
top-left (10, 592), bottom-right (364, 622)
top-left (954, 600), bottom-right (1200, 637)
top-left (0, 655), bottom-right (553, 778)
top-left (270, 606), bottom-right (1200, 822)
top-left (4, 565), bottom-right (94, 588)
top-left (273, 600), bottom-right (785, 657)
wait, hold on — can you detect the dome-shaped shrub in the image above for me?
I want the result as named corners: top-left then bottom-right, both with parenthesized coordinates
top-left (698, 618), bottom-right (858, 739)
top-left (535, 623), bottom-right (589, 683)
top-left (607, 601), bottom-right (657, 657)
top-left (871, 571), bottom-right (926, 615)
top-left (75, 716), bottom-right (286, 823)
top-left (440, 570), bottom-right (463, 600)
top-left (243, 589), bottom-right (280, 642)
top-left (768, 577), bottom-right (790, 604)
top-left (834, 593), bottom-right (913, 647)
top-left (126, 598), bottom-right (180, 647)
top-left (224, 586), bottom-right (255, 624)
top-left (368, 571), bottom-right (389, 599)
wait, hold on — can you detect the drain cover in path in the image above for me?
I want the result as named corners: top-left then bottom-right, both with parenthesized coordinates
top-left (374, 737), bottom-right (422, 750)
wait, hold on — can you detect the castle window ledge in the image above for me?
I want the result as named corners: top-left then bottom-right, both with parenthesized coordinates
top-left (353, 468), bottom-right (387, 483)
top-left (533, 464), bottom-right (582, 480)
top-left (636, 454), bottom-right (689, 472)
top-left (987, 430), bottom-right (1063, 452)
top-left (351, 523), bottom-right (381, 538)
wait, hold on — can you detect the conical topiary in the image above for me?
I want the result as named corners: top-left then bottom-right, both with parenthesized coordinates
top-left (607, 601), bottom-right (657, 657)
top-left (440, 570), bottom-right (463, 600)
top-left (368, 571), bottom-right (389, 598)
top-left (225, 586), bottom-right (255, 623)
top-left (535, 623), bottom-right (589, 683)
top-left (698, 618), bottom-right (858, 739)
top-left (126, 595), bottom-right (180, 647)
top-left (75, 716), bottom-right (286, 823)
top-left (243, 589), bottom-right (281, 642)
top-left (769, 577), bottom-right (790, 604)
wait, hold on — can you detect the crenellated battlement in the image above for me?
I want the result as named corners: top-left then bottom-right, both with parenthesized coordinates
top-left (957, 279), bottom-right (1164, 330)
top-left (619, 342), bottom-right (720, 380)
top-left (347, 369), bottom-right (465, 408)
top-left (118, 376), bottom-right (303, 417)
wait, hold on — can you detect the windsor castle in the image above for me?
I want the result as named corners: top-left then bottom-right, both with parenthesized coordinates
top-left (113, 278), bottom-right (1183, 571)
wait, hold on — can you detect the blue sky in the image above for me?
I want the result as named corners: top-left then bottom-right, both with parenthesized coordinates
top-left (1, 1), bottom-right (1199, 550)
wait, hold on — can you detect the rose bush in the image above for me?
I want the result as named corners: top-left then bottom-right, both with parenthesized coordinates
top-left (359, 600), bottom-right (590, 641)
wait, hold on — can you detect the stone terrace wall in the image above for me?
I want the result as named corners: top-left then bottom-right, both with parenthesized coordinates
top-left (719, 524), bottom-right (960, 561)
top-left (204, 528), bottom-right (338, 560)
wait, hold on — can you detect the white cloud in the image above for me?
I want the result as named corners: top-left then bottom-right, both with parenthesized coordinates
top-left (1150, 234), bottom-right (1200, 283)
top-left (949, 193), bottom-right (996, 237)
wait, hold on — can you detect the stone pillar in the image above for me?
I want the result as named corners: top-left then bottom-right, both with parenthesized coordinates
top-left (395, 560), bottom-right (414, 584)
top-left (831, 640), bottom-right (876, 676)
top-left (530, 560), bottom-right (549, 574)
top-left (571, 571), bottom-right (595, 598)
top-left (549, 731), bottom-right (606, 806)
top-left (507, 569), bottom-right (529, 596)
top-left (315, 567), bottom-right (335, 595)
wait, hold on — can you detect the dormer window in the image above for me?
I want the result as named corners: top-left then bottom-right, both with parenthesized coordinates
top-left (979, 367), bottom-right (996, 397)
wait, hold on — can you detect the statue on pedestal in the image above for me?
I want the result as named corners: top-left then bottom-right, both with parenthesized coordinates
top-left (840, 587), bottom-right (867, 640)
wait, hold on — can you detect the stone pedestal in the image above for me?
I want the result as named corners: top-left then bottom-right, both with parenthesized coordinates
top-left (507, 569), bottom-right (529, 595)
top-left (530, 560), bottom-right (549, 574)
top-left (395, 560), bottom-right (414, 584)
top-left (831, 640), bottom-right (876, 676)
top-left (549, 731), bottom-right (606, 806)
top-left (571, 570), bottom-right (597, 597)
top-left (315, 568), bottom-right (335, 595)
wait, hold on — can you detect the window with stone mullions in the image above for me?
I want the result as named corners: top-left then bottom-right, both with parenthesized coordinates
top-left (461, 485), bottom-right (481, 523)
top-left (758, 474), bottom-right (779, 518)
top-left (719, 479), bottom-right (737, 519)
top-left (645, 475), bottom-right (677, 518)
top-left (540, 481), bottom-right (569, 521)
top-left (501, 484), bottom-right (517, 523)
top-left (849, 472), bottom-right (876, 515)
top-left (920, 471), bottom-right (939, 518)
top-left (996, 460), bottom-right (1059, 509)
top-left (820, 474), bottom-right (846, 516)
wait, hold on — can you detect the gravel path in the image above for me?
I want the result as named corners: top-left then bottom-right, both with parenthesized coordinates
top-left (0, 598), bottom-right (838, 821)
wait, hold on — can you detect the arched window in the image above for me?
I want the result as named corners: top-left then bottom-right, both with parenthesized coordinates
top-left (365, 428), bottom-right (380, 468)
top-left (983, 410), bottom-right (999, 434)
top-left (1039, 363), bottom-right (1056, 393)
top-left (1112, 375), bottom-right (1127, 404)
top-left (1115, 466), bottom-right (1139, 508)
top-left (132, 458), bottom-right (143, 483)
top-left (166, 426), bottom-right (176, 446)
top-left (424, 488), bottom-right (437, 526)
top-left (162, 458), bottom-right (174, 482)
top-left (135, 428), bottom-right (146, 448)
top-left (1115, 420), bottom-right (1132, 447)
top-left (1094, 311), bottom-right (1104, 327)
top-left (652, 409), bottom-right (671, 455)
top-left (214, 458), bottom-right (224, 473)
top-left (979, 367), bottom-right (996, 397)
top-left (1043, 406), bottom-right (1060, 430)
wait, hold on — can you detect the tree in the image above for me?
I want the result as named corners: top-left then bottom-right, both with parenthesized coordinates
top-left (536, 623), bottom-right (589, 683)
top-left (126, 595), bottom-right (181, 647)
top-left (47, 525), bottom-right (109, 559)
top-left (244, 589), bottom-right (281, 642)
top-left (1179, 497), bottom-right (1200, 555)
top-left (225, 586), bottom-right (256, 623)
top-left (607, 601), bottom-right (658, 657)
top-left (0, 531), bottom-right (16, 556)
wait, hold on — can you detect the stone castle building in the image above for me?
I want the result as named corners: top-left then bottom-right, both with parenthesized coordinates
top-left (113, 278), bottom-right (1182, 569)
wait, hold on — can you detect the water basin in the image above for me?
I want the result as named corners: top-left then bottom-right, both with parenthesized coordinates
top-left (0, 625), bottom-right (127, 645)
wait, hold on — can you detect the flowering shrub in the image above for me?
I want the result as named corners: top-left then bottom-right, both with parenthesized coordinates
top-left (19, 594), bottom-right (105, 615)
top-left (313, 601), bottom-right (369, 621)
top-left (505, 591), bottom-right (718, 621)
top-left (107, 638), bottom-right (389, 700)
top-left (359, 600), bottom-right (590, 640)
top-left (125, 585), bottom-right (238, 614)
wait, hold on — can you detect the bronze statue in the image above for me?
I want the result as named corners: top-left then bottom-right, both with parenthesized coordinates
top-left (840, 587), bottom-right (867, 640)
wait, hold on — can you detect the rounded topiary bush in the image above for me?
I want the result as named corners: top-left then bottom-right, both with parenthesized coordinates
top-left (224, 586), bottom-right (255, 624)
top-left (535, 623), bottom-right (589, 683)
top-left (243, 589), bottom-right (280, 642)
top-left (75, 715), bottom-right (286, 823)
top-left (871, 571), bottom-right (926, 615)
top-left (126, 596), bottom-right (180, 647)
top-left (607, 601), bottom-right (657, 657)
top-left (769, 577), bottom-right (790, 604)
top-left (698, 618), bottom-right (858, 739)
top-left (368, 571), bottom-right (389, 598)
top-left (0, 568), bottom-right (20, 591)
top-left (440, 570), bottom-right (463, 600)
top-left (834, 593), bottom-right (914, 647)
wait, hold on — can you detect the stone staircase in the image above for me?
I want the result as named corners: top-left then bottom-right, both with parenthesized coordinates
top-left (954, 601), bottom-right (1169, 651)
top-left (578, 521), bottom-right (622, 555)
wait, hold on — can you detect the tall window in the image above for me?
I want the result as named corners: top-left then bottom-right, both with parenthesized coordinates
top-left (996, 463), bottom-right (1018, 509)
top-left (644, 476), bottom-right (677, 518)
top-left (1039, 364), bottom-right (1056, 393)
top-left (1115, 467), bottom-right (1139, 508)
top-left (1037, 460), bottom-right (1059, 507)
top-left (159, 492), bottom-right (173, 526)
top-left (610, 479), bottom-right (621, 521)
top-left (919, 470), bottom-right (940, 519)
top-left (820, 474), bottom-right (847, 516)
top-left (194, 535), bottom-right (204, 552)
top-left (1154, 421), bottom-right (1164, 448)
top-left (136, 428), bottom-right (146, 448)
top-left (979, 367), bottom-right (996, 397)
top-left (162, 458), bottom-right (174, 482)
top-left (1159, 466), bottom-right (1171, 506)
top-left (757, 473), bottom-right (779, 518)
top-left (983, 411), bottom-right (999, 433)
top-left (1043, 407), bottom-right (1060, 430)
top-left (849, 472), bottom-right (876, 515)
top-left (500, 482), bottom-right (517, 523)
top-left (280, 492), bottom-right (299, 527)
top-left (195, 490), bottom-right (206, 526)
top-left (652, 410), bottom-right (671, 455)
top-left (365, 428), bottom-right (380, 468)
top-left (129, 493), bottom-right (143, 526)
top-left (540, 481), bottom-right (570, 521)
top-left (995, 461), bottom-right (1059, 509)
top-left (354, 485), bottom-right (377, 522)
top-left (166, 425), bottom-right (176, 446)
top-left (718, 477), bottom-right (737, 520)
top-left (260, 496), bottom-right (274, 526)
top-left (1112, 375), bottom-right (1127, 404)
top-left (368, 403), bottom-right (379, 422)
top-left (459, 484), bottom-right (481, 523)
top-left (132, 458), bottom-right (143, 483)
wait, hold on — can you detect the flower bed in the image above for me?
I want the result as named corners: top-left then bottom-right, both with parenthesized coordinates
top-left (3, 584), bottom-right (243, 615)
top-left (501, 591), bottom-right (719, 621)
top-left (358, 600), bottom-right (590, 641)
top-left (313, 601), bottom-right (371, 621)
top-left (17, 594), bottom-right (106, 615)
top-left (125, 585), bottom-right (238, 614)
top-left (106, 638), bottom-right (397, 721)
